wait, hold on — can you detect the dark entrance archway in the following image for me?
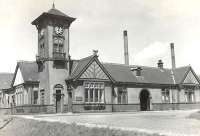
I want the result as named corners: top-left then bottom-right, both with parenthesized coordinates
top-left (139, 89), bottom-right (150, 111)
top-left (55, 90), bottom-right (61, 113)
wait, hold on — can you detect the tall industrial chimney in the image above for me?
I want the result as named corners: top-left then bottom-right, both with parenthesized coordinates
top-left (123, 30), bottom-right (129, 65)
top-left (170, 43), bottom-right (176, 69)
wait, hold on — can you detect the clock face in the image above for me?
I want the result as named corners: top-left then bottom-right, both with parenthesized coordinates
top-left (54, 26), bottom-right (64, 35)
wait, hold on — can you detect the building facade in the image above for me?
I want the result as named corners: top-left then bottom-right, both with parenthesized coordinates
top-left (0, 5), bottom-right (200, 114)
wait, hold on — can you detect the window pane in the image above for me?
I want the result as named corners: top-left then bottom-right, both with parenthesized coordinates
top-left (59, 44), bottom-right (63, 52)
top-left (40, 90), bottom-right (45, 105)
top-left (95, 89), bottom-right (98, 102)
top-left (100, 90), bottom-right (102, 102)
top-left (84, 82), bottom-right (105, 103)
top-left (85, 89), bottom-right (88, 102)
top-left (33, 91), bottom-right (38, 104)
top-left (53, 44), bottom-right (58, 52)
top-left (90, 89), bottom-right (93, 102)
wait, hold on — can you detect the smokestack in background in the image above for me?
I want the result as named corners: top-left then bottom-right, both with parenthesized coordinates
top-left (170, 43), bottom-right (176, 69)
top-left (123, 30), bottom-right (129, 65)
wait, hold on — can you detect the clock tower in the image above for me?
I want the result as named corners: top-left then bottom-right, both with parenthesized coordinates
top-left (31, 4), bottom-right (75, 113)
top-left (32, 4), bottom-right (75, 62)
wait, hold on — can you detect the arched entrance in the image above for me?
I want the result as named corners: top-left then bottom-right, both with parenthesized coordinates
top-left (54, 84), bottom-right (64, 113)
top-left (139, 89), bottom-right (150, 111)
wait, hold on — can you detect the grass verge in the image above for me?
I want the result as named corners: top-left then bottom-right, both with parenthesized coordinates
top-left (0, 117), bottom-right (165, 136)
top-left (188, 110), bottom-right (200, 120)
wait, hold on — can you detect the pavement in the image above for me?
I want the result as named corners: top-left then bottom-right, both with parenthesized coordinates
top-left (16, 109), bottom-right (200, 136)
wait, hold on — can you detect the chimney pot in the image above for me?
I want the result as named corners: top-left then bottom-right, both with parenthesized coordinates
top-left (131, 67), bottom-right (142, 76)
top-left (123, 30), bottom-right (127, 36)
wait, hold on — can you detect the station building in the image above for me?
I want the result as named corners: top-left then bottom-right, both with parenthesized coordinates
top-left (0, 5), bottom-right (200, 114)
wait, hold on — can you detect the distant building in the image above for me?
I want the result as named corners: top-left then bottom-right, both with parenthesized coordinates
top-left (0, 73), bottom-right (13, 109)
top-left (0, 5), bottom-right (200, 114)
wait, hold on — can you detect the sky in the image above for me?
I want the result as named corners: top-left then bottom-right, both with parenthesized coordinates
top-left (1, 0), bottom-right (200, 74)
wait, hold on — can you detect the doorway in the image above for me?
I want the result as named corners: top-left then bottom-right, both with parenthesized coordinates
top-left (139, 89), bottom-right (150, 111)
top-left (55, 90), bottom-right (61, 113)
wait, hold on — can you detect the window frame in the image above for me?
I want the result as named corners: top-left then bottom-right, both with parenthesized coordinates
top-left (117, 87), bottom-right (128, 104)
top-left (84, 82), bottom-right (105, 103)
top-left (40, 89), bottom-right (45, 105)
top-left (161, 89), bottom-right (170, 103)
top-left (184, 89), bottom-right (195, 103)
top-left (33, 91), bottom-right (38, 105)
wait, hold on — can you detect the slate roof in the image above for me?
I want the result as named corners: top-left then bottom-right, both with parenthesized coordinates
top-left (47, 8), bottom-right (71, 18)
top-left (67, 54), bottom-right (195, 85)
top-left (103, 63), bottom-right (195, 85)
top-left (68, 55), bottom-right (95, 80)
top-left (32, 7), bottom-right (75, 25)
top-left (5, 57), bottom-right (196, 87)
top-left (103, 63), bottom-right (174, 84)
top-left (0, 73), bottom-right (14, 90)
top-left (14, 61), bottom-right (39, 84)
top-left (172, 66), bottom-right (191, 84)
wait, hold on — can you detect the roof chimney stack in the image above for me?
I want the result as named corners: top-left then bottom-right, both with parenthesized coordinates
top-left (157, 60), bottom-right (164, 69)
top-left (123, 30), bottom-right (129, 65)
top-left (170, 43), bottom-right (176, 69)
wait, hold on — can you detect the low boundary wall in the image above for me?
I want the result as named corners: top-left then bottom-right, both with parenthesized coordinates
top-left (3, 102), bottom-right (200, 114)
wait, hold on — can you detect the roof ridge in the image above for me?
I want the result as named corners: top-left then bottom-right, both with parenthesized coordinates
top-left (173, 65), bottom-right (190, 69)
top-left (102, 62), bottom-right (129, 66)
top-left (103, 62), bottom-right (171, 70)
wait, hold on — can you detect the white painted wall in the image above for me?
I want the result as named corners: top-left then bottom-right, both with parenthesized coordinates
top-left (14, 68), bottom-right (24, 86)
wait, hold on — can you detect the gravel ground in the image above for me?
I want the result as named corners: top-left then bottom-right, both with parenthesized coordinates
top-left (19, 110), bottom-right (200, 136)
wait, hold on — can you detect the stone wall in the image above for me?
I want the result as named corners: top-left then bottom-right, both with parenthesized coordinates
top-left (152, 103), bottom-right (200, 111)
top-left (11, 105), bottom-right (55, 114)
top-left (112, 104), bottom-right (140, 112)
top-left (72, 104), bottom-right (112, 113)
top-left (0, 108), bottom-right (11, 115)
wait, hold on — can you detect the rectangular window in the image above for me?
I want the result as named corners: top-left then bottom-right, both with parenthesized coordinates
top-left (161, 89), bottom-right (170, 103)
top-left (84, 82), bottom-right (104, 103)
top-left (117, 87), bottom-right (127, 104)
top-left (185, 90), bottom-right (195, 103)
top-left (40, 90), bottom-right (45, 105)
top-left (90, 89), bottom-right (93, 102)
top-left (40, 43), bottom-right (45, 57)
top-left (12, 95), bottom-right (15, 106)
top-left (33, 91), bottom-right (38, 104)
top-left (53, 44), bottom-right (58, 52)
top-left (85, 89), bottom-right (88, 102)
top-left (95, 89), bottom-right (98, 102)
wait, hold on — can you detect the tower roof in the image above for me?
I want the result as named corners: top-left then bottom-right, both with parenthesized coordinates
top-left (31, 6), bottom-right (76, 26)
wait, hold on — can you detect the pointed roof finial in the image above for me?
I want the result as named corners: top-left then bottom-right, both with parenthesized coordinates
top-left (52, 2), bottom-right (55, 9)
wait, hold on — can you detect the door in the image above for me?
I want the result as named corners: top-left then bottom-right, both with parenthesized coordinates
top-left (140, 89), bottom-right (150, 111)
top-left (56, 90), bottom-right (61, 113)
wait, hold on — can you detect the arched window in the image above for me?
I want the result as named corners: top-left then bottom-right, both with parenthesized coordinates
top-left (54, 84), bottom-right (64, 89)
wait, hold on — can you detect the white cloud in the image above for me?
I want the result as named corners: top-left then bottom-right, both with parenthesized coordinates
top-left (134, 42), bottom-right (170, 66)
